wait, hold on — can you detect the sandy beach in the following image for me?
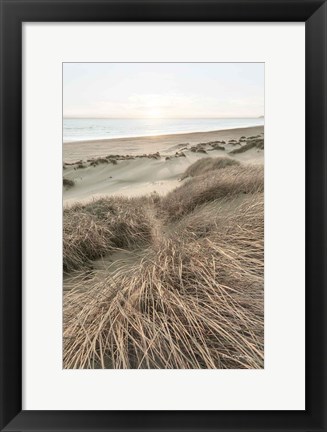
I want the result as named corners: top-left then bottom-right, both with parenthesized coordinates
top-left (63, 125), bottom-right (264, 204)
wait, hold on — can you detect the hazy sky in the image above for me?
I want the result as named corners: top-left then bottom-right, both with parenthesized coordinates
top-left (63, 63), bottom-right (264, 119)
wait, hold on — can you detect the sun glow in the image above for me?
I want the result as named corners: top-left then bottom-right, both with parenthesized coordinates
top-left (144, 108), bottom-right (163, 119)
top-left (64, 63), bottom-right (264, 118)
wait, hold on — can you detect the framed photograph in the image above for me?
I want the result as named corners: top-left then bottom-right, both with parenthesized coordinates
top-left (62, 61), bottom-right (265, 371)
top-left (0, 0), bottom-right (326, 431)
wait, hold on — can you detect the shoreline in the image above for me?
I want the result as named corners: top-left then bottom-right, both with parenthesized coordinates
top-left (63, 124), bottom-right (264, 145)
top-left (64, 125), bottom-right (263, 146)
top-left (63, 125), bottom-right (264, 163)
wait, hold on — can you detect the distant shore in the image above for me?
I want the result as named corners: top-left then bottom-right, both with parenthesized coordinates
top-left (63, 125), bottom-right (264, 163)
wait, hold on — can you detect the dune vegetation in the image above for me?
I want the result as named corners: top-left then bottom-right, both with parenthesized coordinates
top-left (63, 196), bottom-right (153, 272)
top-left (63, 178), bottom-right (75, 189)
top-left (165, 163), bottom-right (263, 220)
top-left (181, 156), bottom-right (240, 179)
top-left (63, 157), bottom-right (264, 369)
top-left (229, 137), bottom-right (264, 154)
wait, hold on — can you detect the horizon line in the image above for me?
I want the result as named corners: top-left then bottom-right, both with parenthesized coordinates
top-left (63, 116), bottom-right (264, 120)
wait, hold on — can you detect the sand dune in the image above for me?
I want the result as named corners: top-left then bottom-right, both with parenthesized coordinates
top-left (63, 126), bottom-right (264, 204)
top-left (64, 156), bottom-right (186, 204)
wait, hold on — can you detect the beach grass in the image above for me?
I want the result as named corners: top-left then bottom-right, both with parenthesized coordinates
top-left (63, 196), bottom-right (154, 272)
top-left (229, 138), bottom-right (264, 154)
top-left (63, 178), bottom-right (75, 189)
top-left (181, 156), bottom-right (240, 180)
top-left (63, 158), bottom-right (264, 369)
top-left (163, 164), bottom-right (263, 220)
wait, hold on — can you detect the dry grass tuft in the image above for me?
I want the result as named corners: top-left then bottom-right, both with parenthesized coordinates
top-left (63, 197), bottom-right (153, 272)
top-left (230, 138), bottom-right (264, 154)
top-left (163, 164), bottom-right (263, 220)
top-left (63, 178), bottom-right (75, 188)
top-left (64, 192), bottom-right (264, 369)
top-left (181, 156), bottom-right (240, 179)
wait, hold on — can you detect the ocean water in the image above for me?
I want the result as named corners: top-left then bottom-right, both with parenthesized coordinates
top-left (63, 118), bottom-right (264, 143)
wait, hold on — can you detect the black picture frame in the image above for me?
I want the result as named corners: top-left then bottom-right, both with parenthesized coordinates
top-left (0, 0), bottom-right (326, 431)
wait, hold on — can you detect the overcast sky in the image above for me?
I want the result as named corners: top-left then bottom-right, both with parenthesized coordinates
top-left (63, 63), bottom-right (264, 119)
